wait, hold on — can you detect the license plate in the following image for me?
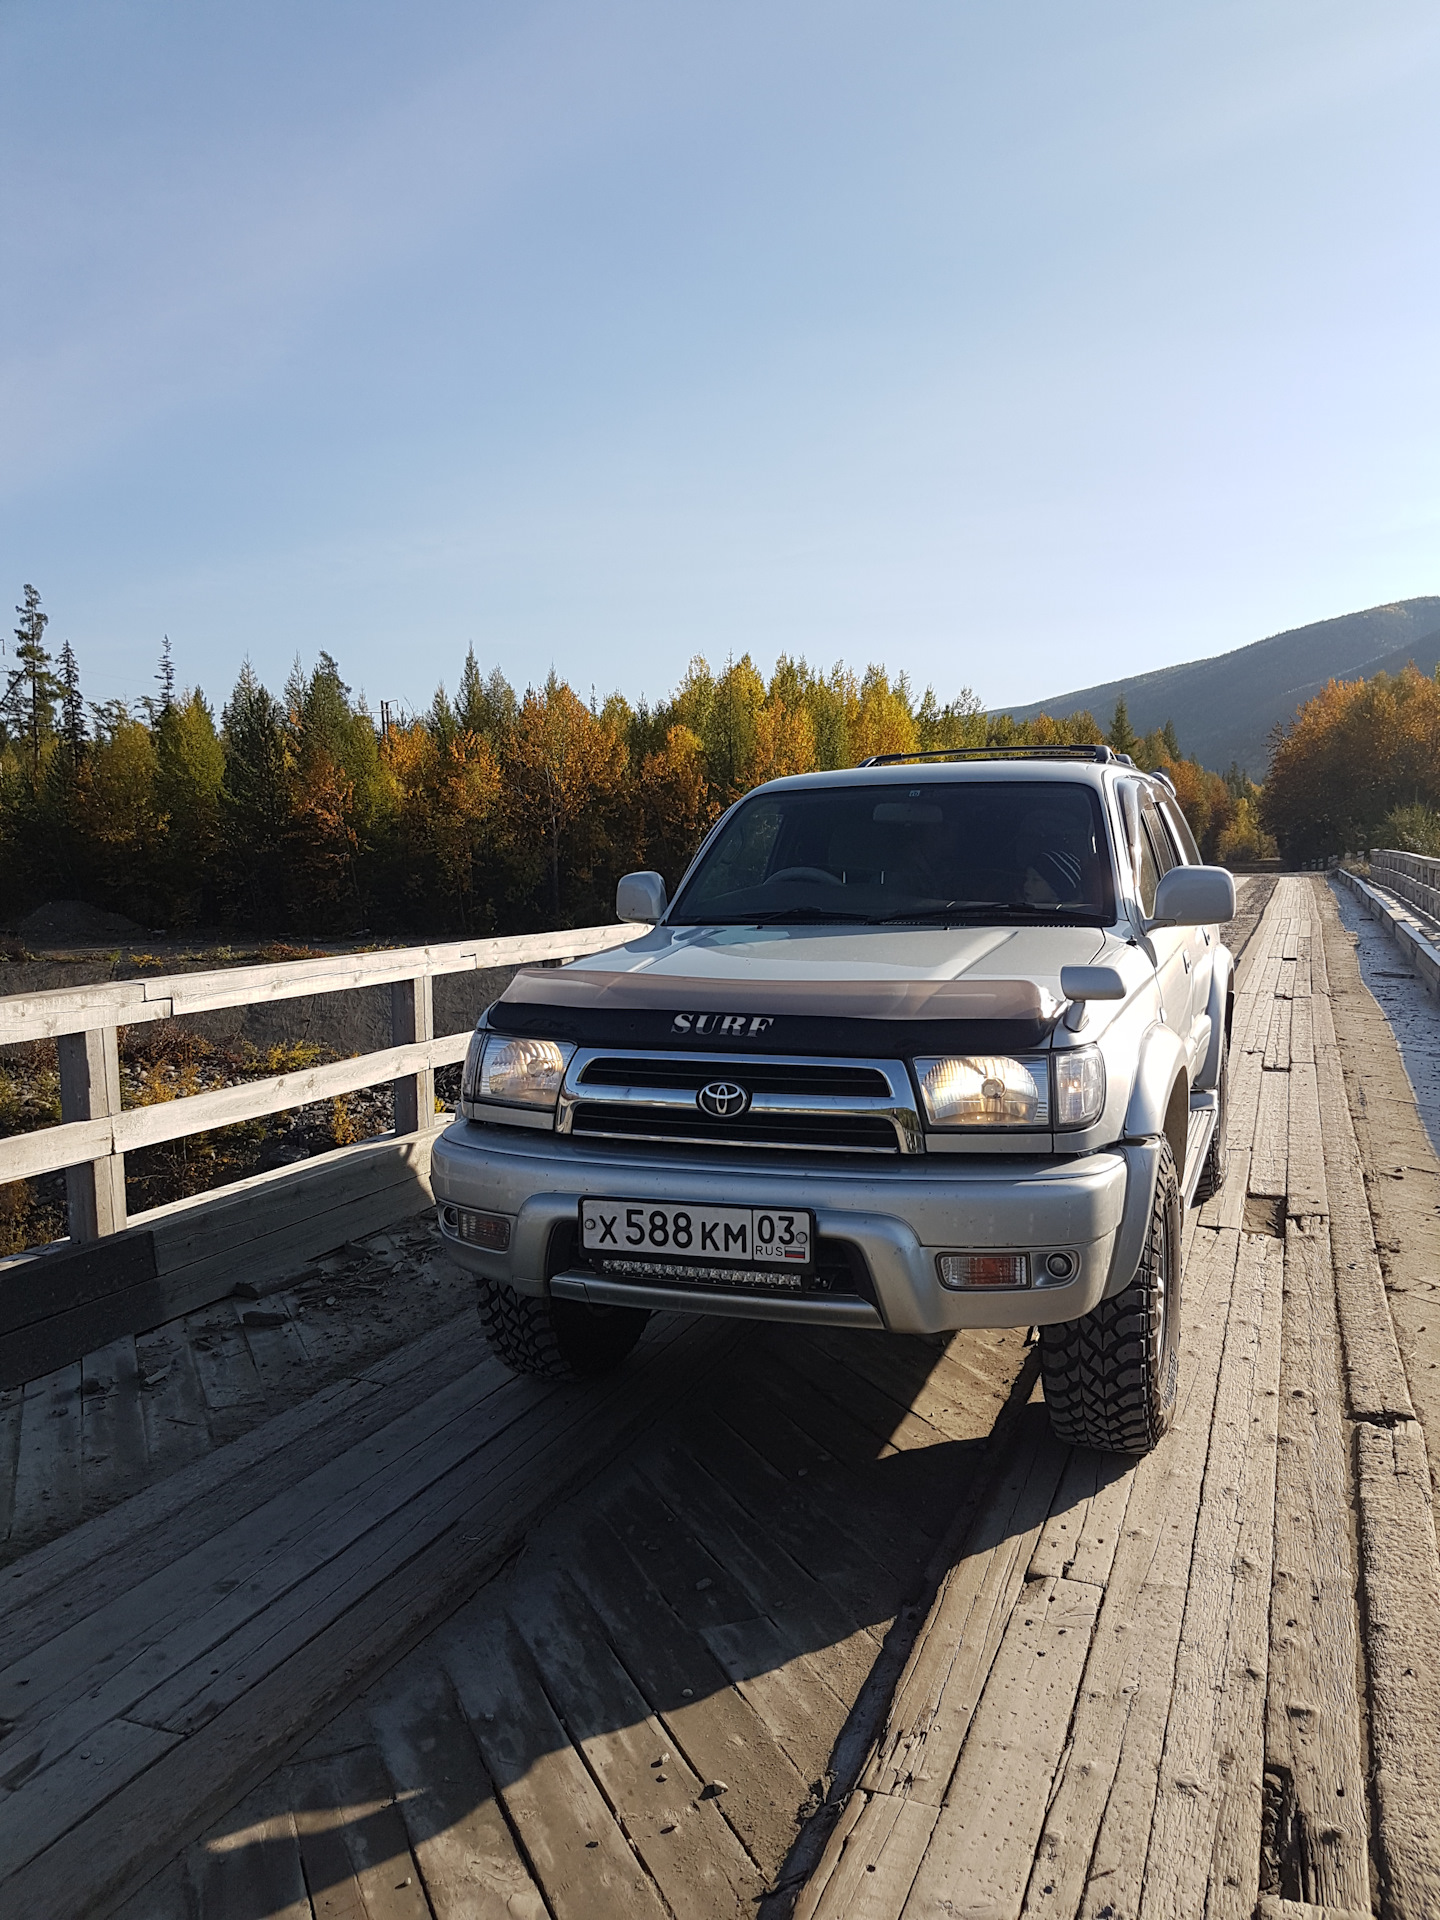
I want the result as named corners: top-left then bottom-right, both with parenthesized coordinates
top-left (580, 1199), bottom-right (814, 1270)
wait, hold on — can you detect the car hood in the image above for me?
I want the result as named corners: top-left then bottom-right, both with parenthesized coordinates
top-left (489, 922), bottom-right (1117, 1055)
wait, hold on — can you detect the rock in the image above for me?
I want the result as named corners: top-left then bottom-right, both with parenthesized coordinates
top-left (241, 1310), bottom-right (287, 1329)
top-left (17, 900), bottom-right (146, 946)
top-left (231, 1281), bottom-right (261, 1300)
top-left (256, 1139), bottom-right (310, 1172)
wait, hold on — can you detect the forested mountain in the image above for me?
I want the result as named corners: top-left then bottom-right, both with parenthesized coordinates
top-left (1000, 598), bottom-right (1440, 776)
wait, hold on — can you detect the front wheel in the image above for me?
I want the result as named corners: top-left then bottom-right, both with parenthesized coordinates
top-left (477, 1280), bottom-right (650, 1380)
top-left (1040, 1140), bottom-right (1182, 1456)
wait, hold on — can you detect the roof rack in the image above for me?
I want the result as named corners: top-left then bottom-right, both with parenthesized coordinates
top-left (857, 744), bottom-right (1122, 768)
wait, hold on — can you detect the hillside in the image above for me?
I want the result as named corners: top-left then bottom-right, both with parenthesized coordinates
top-left (999, 597), bottom-right (1440, 776)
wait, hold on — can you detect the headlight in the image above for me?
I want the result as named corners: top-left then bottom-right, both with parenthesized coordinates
top-left (915, 1055), bottom-right (1049, 1127)
top-left (1053, 1045), bottom-right (1105, 1128)
top-left (463, 1034), bottom-right (575, 1112)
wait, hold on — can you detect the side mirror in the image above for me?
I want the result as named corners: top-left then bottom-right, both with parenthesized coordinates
top-left (616, 870), bottom-right (667, 924)
top-left (1060, 965), bottom-right (1126, 1004)
top-left (1059, 964), bottom-right (1126, 1033)
top-left (1150, 865), bottom-right (1235, 928)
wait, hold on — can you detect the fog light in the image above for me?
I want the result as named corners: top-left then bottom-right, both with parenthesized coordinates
top-left (445, 1207), bottom-right (511, 1251)
top-left (937, 1252), bottom-right (1029, 1290)
top-left (1044, 1251), bottom-right (1079, 1282)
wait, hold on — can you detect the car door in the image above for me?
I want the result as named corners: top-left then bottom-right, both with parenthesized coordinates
top-left (1157, 791), bottom-right (1215, 1067)
top-left (1129, 789), bottom-right (1193, 1042)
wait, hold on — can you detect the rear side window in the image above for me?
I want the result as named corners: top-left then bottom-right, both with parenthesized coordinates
top-left (1160, 795), bottom-right (1200, 864)
top-left (1136, 794), bottom-right (1177, 916)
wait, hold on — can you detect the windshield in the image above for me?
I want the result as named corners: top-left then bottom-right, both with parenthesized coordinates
top-left (670, 780), bottom-right (1116, 926)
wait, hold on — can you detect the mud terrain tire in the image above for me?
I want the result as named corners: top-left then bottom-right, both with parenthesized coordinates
top-left (1040, 1139), bottom-right (1182, 1455)
top-left (477, 1280), bottom-right (650, 1380)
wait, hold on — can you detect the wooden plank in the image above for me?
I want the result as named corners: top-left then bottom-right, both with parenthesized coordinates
top-left (186, 1301), bottom-right (269, 1443)
top-left (763, 1328), bottom-right (953, 1456)
top-left (289, 1746), bottom-right (431, 1920)
top-left (0, 1384), bottom-right (22, 1547)
top-left (1204, 1231), bottom-right (1286, 1920)
top-left (438, 1608), bottom-right (670, 1920)
top-left (509, 1573), bottom-right (766, 1918)
top-left (861, 1404), bottom-right (1067, 1802)
top-left (1266, 1217), bottom-right (1369, 1910)
top-left (57, 1025), bottom-right (127, 1241)
top-left (0, 1319), bottom-right (736, 1920)
top-left (1018, 1227), bottom-right (1242, 1919)
top-left (640, 1443), bottom-right (881, 1706)
top-left (701, 1614), bottom-right (856, 1784)
top-left (1353, 1420), bottom-right (1440, 1919)
top-left (1286, 1061), bottom-right (1327, 1219)
top-left (1, 1138), bottom-right (436, 1387)
top-left (366, 1654), bottom-right (548, 1920)
top-left (79, 1335), bottom-right (150, 1518)
top-left (0, 1037), bottom-right (468, 1187)
top-left (1309, 959), bottom-right (1415, 1422)
top-left (1029, 1445), bottom-right (1136, 1589)
top-left (687, 1404), bottom-right (907, 1626)
top-left (0, 1230), bottom-right (158, 1339)
top-left (0, 921), bottom-right (640, 1046)
top-left (1249, 1068), bottom-right (1291, 1200)
top-left (899, 1575), bottom-right (1100, 1917)
top-left (8, 1362), bottom-right (83, 1549)
top-left (805, 1326), bottom-right (1017, 1448)
top-left (233, 1296), bottom-right (312, 1402)
top-left (0, 1316), bottom-right (474, 1645)
top-left (391, 976), bottom-right (437, 1138)
top-left (801, 1790), bottom-right (938, 1920)
top-left (0, 1357), bottom-right (521, 1760)
top-left (1290, 995), bottom-right (1315, 1065)
top-left (565, 1509), bottom-right (812, 1878)
top-left (0, 1715), bottom-right (182, 1876)
top-left (1264, 993), bottom-right (1293, 1073)
top-left (191, 1778), bottom-right (311, 1920)
top-left (1139, 1232), bottom-right (1279, 1918)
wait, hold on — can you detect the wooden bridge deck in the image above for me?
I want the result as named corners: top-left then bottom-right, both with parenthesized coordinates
top-left (2, 876), bottom-right (1438, 1920)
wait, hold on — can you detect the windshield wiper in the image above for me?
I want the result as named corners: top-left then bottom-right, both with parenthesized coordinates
top-left (867, 901), bottom-right (1104, 924)
top-left (737, 907), bottom-right (873, 925)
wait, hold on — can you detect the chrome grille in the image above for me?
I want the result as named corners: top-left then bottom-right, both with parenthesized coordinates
top-left (558, 1051), bottom-right (923, 1155)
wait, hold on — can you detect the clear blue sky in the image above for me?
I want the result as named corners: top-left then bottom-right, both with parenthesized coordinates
top-left (4, 1), bottom-right (1439, 722)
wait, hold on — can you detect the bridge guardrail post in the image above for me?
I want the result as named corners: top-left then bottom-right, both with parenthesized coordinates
top-left (390, 974), bottom-right (436, 1135)
top-left (57, 1024), bottom-right (126, 1241)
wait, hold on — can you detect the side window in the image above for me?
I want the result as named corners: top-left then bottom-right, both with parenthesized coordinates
top-left (1135, 817), bottom-right (1163, 917)
top-left (1160, 795), bottom-right (1200, 864)
top-left (1142, 795), bottom-right (1179, 874)
top-left (1138, 794), bottom-right (1177, 917)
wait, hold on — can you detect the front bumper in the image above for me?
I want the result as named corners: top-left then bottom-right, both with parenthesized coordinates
top-left (431, 1120), bottom-right (1158, 1335)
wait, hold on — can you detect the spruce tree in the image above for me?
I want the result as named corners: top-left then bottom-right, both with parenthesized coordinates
top-left (57, 641), bottom-right (87, 757)
top-left (1161, 717), bottom-right (1181, 761)
top-left (1107, 696), bottom-right (1139, 758)
top-left (3, 585), bottom-right (61, 779)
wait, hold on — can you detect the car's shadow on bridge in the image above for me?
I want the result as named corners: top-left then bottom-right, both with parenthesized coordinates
top-left (184, 1321), bottom-right (1101, 1919)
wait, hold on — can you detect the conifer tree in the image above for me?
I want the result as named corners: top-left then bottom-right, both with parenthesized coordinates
top-left (2, 586), bottom-right (61, 779)
top-left (1107, 696), bottom-right (1139, 757)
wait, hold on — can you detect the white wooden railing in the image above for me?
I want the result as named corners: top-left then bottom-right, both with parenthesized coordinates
top-left (0, 923), bottom-right (641, 1246)
top-left (1369, 849), bottom-right (1440, 926)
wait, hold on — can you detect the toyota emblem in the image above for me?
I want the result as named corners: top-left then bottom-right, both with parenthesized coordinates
top-left (697, 1080), bottom-right (750, 1119)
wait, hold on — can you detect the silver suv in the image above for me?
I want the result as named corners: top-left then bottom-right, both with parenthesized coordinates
top-left (433, 746), bottom-right (1235, 1455)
